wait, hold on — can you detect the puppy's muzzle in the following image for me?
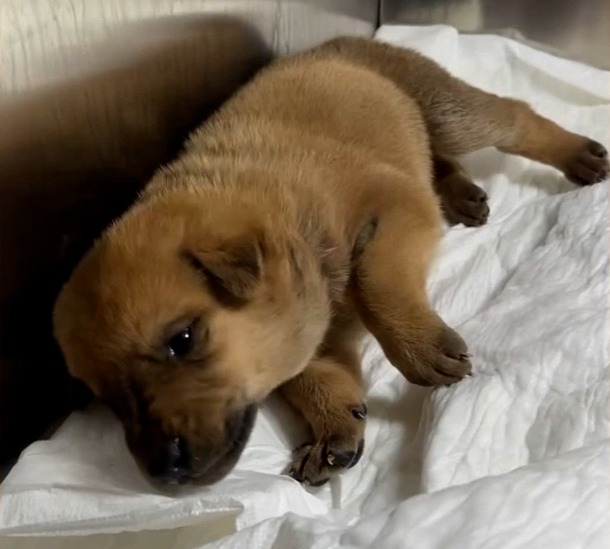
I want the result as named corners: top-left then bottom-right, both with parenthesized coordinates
top-left (149, 436), bottom-right (193, 485)
top-left (145, 404), bottom-right (258, 486)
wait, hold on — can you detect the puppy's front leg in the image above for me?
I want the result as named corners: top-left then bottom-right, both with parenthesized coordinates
top-left (278, 317), bottom-right (366, 486)
top-left (353, 204), bottom-right (472, 386)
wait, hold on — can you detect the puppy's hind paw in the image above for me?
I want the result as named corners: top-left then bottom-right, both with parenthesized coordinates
top-left (564, 139), bottom-right (609, 185)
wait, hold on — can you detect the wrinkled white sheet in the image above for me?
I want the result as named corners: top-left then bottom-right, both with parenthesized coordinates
top-left (1, 24), bottom-right (609, 549)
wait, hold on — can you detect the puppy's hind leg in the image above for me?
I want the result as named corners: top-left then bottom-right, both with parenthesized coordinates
top-left (319, 37), bottom-right (609, 185)
top-left (278, 312), bottom-right (367, 486)
top-left (493, 100), bottom-right (609, 186)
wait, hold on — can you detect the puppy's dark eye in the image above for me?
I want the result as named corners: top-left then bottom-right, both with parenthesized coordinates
top-left (167, 326), bottom-right (193, 359)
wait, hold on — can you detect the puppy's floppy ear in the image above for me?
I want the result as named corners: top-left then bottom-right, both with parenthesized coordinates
top-left (187, 235), bottom-right (264, 303)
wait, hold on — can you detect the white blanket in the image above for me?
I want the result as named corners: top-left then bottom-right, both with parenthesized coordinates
top-left (1, 25), bottom-right (609, 549)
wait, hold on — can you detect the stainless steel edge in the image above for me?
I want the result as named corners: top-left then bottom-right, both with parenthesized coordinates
top-left (380, 0), bottom-right (610, 69)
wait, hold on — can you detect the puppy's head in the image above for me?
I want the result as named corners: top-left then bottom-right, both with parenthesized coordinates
top-left (53, 188), bottom-right (331, 485)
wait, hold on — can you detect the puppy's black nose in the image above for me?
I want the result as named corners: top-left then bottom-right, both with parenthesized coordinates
top-left (149, 437), bottom-right (192, 484)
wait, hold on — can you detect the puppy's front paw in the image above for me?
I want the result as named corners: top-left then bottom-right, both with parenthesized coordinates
top-left (403, 325), bottom-right (472, 387)
top-left (564, 139), bottom-right (609, 185)
top-left (288, 404), bottom-right (366, 486)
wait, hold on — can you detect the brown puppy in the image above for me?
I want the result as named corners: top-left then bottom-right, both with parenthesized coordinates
top-left (53, 37), bottom-right (609, 487)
